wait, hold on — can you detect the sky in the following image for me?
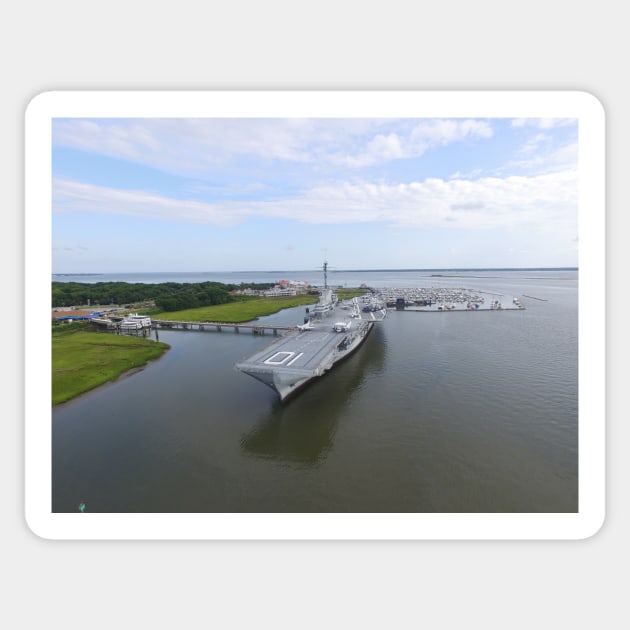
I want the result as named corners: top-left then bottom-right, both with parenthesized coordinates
top-left (51, 116), bottom-right (578, 272)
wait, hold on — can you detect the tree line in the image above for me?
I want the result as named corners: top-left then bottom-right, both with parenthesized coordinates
top-left (52, 281), bottom-right (275, 311)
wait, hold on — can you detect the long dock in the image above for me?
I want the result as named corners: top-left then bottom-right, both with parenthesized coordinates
top-left (151, 319), bottom-right (297, 335)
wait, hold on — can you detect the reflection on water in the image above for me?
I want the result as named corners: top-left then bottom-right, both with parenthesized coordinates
top-left (51, 273), bottom-right (578, 513)
top-left (240, 326), bottom-right (386, 465)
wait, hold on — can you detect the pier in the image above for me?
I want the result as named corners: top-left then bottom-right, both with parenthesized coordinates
top-left (91, 316), bottom-right (297, 335)
top-left (151, 319), bottom-right (296, 335)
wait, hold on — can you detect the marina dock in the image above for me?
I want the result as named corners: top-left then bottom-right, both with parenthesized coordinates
top-left (375, 287), bottom-right (525, 311)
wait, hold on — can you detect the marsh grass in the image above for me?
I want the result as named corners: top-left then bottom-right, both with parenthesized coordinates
top-left (52, 328), bottom-right (169, 405)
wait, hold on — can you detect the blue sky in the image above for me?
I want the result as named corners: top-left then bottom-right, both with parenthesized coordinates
top-left (52, 117), bottom-right (578, 272)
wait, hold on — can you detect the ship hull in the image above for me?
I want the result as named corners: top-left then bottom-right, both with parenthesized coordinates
top-left (235, 319), bottom-right (375, 401)
top-left (235, 270), bottom-right (386, 402)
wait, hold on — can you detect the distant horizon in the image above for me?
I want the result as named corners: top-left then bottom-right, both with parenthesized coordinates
top-left (52, 266), bottom-right (579, 275)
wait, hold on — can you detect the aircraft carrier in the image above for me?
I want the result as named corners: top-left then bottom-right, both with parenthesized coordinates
top-left (235, 263), bottom-right (387, 401)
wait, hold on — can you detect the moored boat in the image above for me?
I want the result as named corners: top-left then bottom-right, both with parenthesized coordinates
top-left (119, 319), bottom-right (143, 330)
top-left (122, 313), bottom-right (152, 328)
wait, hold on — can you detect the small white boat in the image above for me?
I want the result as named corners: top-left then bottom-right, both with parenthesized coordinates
top-left (123, 313), bottom-right (152, 328)
top-left (119, 319), bottom-right (143, 330)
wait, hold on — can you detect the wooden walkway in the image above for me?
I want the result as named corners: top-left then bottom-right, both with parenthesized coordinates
top-left (151, 319), bottom-right (297, 335)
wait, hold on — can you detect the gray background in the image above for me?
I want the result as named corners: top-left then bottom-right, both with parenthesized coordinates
top-left (6, 1), bottom-right (625, 628)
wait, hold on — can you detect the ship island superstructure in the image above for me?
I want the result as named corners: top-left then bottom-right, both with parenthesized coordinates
top-left (235, 263), bottom-right (387, 401)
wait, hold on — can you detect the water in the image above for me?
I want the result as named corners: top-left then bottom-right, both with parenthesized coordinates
top-left (51, 268), bottom-right (576, 288)
top-left (51, 270), bottom-right (578, 513)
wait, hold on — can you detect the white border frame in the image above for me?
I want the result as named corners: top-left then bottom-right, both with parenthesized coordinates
top-left (25, 91), bottom-right (605, 540)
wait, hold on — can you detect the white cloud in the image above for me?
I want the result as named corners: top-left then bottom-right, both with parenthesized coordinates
top-left (506, 141), bottom-right (578, 174)
top-left (53, 179), bottom-right (247, 226)
top-left (54, 119), bottom-right (161, 161)
top-left (519, 132), bottom-right (552, 155)
top-left (54, 167), bottom-right (577, 232)
top-left (53, 117), bottom-right (495, 174)
top-left (341, 133), bottom-right (405, 167)
top-left (511, 118), bottom-right (576, 129)
top-left (331, 119), bottom-right (493, 168)
top-left (294, 172), bottom-right (576, 229)
top-left (53, 119), bottom-right (319, 176)
top-left (411, 119), bottom-right (493, 144)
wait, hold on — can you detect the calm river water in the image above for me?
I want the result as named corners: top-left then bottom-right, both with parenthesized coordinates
top-left (52, 269), bottom-right (578, 513)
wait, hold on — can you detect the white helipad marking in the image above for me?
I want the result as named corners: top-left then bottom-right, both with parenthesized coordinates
top-left (285, 352), bottom-right (304, 366)
top-left (264, 351), bottom-right (294, 365)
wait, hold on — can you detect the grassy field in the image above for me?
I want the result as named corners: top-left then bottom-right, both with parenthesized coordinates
top-left (154, 294), bottom-right (319, 323)
top-left (334, 287), bottom-right (368, 300)
top-left (153, 289), bottom-right (368, 323)
top-left (52, 325), bottom-right (170, 405)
